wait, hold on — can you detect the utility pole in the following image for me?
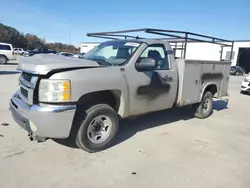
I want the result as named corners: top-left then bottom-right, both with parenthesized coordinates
top-left (69, 27), bottom-right (71, 45)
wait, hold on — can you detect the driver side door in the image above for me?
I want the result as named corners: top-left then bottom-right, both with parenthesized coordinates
top-left (125, 43), bottom-right (178, 116)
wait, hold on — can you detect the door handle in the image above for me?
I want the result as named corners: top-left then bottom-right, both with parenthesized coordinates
top-left (162, 75), bottom-right (173, 82)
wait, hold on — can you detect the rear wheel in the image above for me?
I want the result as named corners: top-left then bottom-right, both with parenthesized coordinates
top-left (74, 104), bottom-right (119, 152)
top-left (192, 91), bottom-right (213, 119)
top-left (0, 55), bottom-right (7, 64)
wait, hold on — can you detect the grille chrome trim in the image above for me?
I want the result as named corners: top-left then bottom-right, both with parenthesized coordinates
top-left (20, 87), bottom-right (28, 98)
top-left (22, 72), bottom-right (32, 82)
top-left (19, 74), bottom-right (38, 89)
top-left (19, 84), bottom-right (34, 105)
top-left (19, 72), bottom-right (38, 89)
top-left (19, 72), bottom-right (38, 105)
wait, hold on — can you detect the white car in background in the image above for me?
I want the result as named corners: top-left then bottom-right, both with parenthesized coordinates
top-left (241, 75), bottom-right (250, 94)
top-left (73, 53), bottom-right (85, 58)
top-left (57, 52), bottom-right (74, 57)
top-left (0, 42), bottom-right (16, 64)
top-left (14, 48), bottom-right (26, 55)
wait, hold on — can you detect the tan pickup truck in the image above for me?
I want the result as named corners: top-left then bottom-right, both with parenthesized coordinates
top-left (10, 29), bottom-right (233, 152)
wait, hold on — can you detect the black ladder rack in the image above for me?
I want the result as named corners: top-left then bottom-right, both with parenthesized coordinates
top-left (87, 28), bottom-right (234, 60)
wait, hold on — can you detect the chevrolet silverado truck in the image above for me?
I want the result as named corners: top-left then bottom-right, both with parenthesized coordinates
top-left (10, 29), bottom-right (232, 152)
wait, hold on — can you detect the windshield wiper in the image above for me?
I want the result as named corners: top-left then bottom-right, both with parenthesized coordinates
top-left (89, 58), bottom-right (113, 66)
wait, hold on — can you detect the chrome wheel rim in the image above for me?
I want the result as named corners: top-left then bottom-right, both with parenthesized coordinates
top-left (0, 57), bottom-right (6, 64)
top-left (87, 115), bottom-right (112, 144)
top-left (202, 98), bottom-right (211, 113)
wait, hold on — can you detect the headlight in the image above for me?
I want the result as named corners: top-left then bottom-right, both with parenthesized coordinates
top-left (39, 79), bottom-right (71, 102)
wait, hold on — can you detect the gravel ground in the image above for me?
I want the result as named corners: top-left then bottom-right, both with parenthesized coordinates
top-left (0, 61), bottom-right (250, 188)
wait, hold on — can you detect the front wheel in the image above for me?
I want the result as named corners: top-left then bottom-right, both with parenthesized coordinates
top-left (192, 91), bottom-right (213, 119)
top-left (75, 104), bottom-right (119, 152)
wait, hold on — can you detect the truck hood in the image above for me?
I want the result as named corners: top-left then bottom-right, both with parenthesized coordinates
top-left (17, 54), bottom-right (100, 75)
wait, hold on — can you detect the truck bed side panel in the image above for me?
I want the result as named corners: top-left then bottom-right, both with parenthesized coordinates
top-left (200, 62), bottom-right (224, 97)
top-left (220, 64), bottom-right (230, 96)
top-left (176, 59), bottom-right (231, 107)
top-left (181, 61), bottom-right (202, 105)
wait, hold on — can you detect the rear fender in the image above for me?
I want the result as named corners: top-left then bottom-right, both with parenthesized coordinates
top-left (199, 82), bottom-right (217, 102)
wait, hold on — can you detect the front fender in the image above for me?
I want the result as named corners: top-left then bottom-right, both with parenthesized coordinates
top-left (49, 67), bottom-right (129, 117)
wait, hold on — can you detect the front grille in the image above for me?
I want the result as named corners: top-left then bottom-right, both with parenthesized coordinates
top-left (19, 72), bottom-right (39, 105)
top-left (22, 72), bottom-right (32, 82)
top-left (20, 87), bottom-right (28, 98)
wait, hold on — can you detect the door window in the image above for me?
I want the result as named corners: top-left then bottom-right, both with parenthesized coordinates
top-left (0, 45), bottom-right (11, 50)
top-left (137, 44), bottom-right (169, 69)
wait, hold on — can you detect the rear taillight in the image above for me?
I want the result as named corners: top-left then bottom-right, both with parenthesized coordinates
top-left (12, 51), bottom-right (14, 55)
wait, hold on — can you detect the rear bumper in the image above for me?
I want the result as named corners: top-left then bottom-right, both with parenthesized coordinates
top-left (10, 91), bottom-right (76, 139)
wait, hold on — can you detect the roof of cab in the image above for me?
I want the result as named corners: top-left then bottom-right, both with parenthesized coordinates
top-left (0, 42), bottom-right (12, 46)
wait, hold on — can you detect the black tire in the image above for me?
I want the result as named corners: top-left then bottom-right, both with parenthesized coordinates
top-left (0, 55), bottom-right (8, 64)
top-left (74, 104), bottom-right (119, 153)
top-left (240, 91), bottom-right (247, 94)
top-left (192, 91), bottom-right (213, 119)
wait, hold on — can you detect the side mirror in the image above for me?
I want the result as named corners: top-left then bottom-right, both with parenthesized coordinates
top-left (136, 57), bottom-right (157, 70)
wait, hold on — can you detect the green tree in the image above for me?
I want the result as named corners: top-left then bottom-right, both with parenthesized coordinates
top-left (0, 23), bottom-right (79, 53)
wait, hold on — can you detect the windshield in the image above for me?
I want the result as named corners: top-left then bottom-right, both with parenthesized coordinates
top-left (82, 41), bottom-right (141, 66)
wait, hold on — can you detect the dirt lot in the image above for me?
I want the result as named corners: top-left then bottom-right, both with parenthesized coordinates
top-left (1, 62), bottom-right (250, 188)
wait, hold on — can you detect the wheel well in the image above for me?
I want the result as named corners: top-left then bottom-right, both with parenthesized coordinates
top-left (0, 54), bottom-right (7, 59)
top-left (69, 90), bottom-right (121, 141)
top-left (77, 90), bottom-right (121, 112)
top-left (204, 84), bottom-right (217, 96)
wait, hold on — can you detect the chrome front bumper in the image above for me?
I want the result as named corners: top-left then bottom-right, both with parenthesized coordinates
top-left (10, 91), bottom-right (76, 139)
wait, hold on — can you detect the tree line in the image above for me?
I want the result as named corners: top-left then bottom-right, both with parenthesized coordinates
top-left (0, 23), bottom-right (79, 53)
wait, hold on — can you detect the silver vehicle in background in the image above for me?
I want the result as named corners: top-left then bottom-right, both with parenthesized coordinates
top-left (57, 52), bottom-right (74, 57)
top-left (0, 42), bottom-right (16, 64)
top-left (10, 29), bottom-right (233, 152)
top-left (73, 53), bottom-right (85, 58)
top-left (241, 74), bottom-right (250, 94)
top-left (14, 48), bottom-right (26, 55)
